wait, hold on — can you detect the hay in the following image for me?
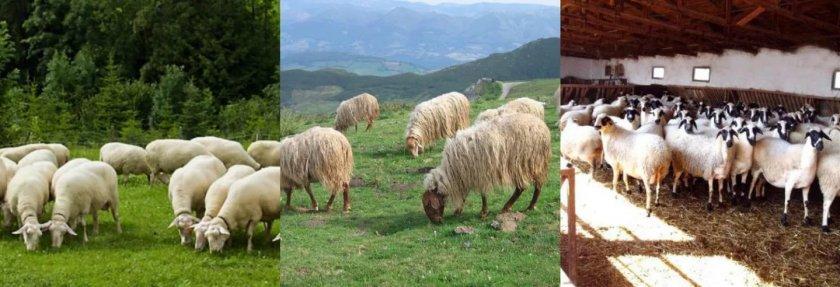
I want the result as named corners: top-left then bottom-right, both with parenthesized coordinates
top-left (561, 160), bottom-right (840, 286)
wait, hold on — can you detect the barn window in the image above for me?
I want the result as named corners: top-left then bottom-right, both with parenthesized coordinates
top-left (605, 65), bottom-right (612, 77)
top-left (833, 70), bottom-right (840, 90)
top-left (692, 67), bottom-right (711, 82)
top-left (652, 66), bottom-right (665, 79)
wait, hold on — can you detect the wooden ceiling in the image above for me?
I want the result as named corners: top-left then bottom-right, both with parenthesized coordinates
top-left (562, 0), bottom-right (840, 59)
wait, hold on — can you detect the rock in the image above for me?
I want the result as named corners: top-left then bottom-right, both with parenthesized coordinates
top-left (454, 226), bottom-right (475, 234)
top-left (350, 177), bottom-right (365, 187)
top-left (491, 212), bottom-right (526, 232)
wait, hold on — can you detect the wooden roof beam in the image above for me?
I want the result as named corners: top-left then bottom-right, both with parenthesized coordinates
top-left (735, 6), bottom-right (766, 27)
top-left (742, 0), bottom-right (840, 34)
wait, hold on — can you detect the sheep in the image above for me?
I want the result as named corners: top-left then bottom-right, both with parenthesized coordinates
top-left (145, 139), bottom-right (211, 184)
top-left (193, 165), bottom-right (256, 251)
top-left (476, 98), bottom-right (545, 123)
top-left (51, 158), bottom-right (92, 198)
top-left (558, 105), bottom-right (594, 130)
top-left (2, 157), bottom-right (17, 177)
top-left (404, 92), bottom-right (470, 157)
top-left (559, 100), bottom-right (585, 115)
top-left (636, 108), bottom-right (667, 138)
top-left (279, 126), bottom-right (353, 212)
top-left (729, 120), bottom-right (763, 201)
top-left (16, 149), bottom-right (58, 168)
top-left (0, 157), bottom-right (15, 204)
top-left (334, 93), bottom-right (381, 132)
top-left (99, 142), bottom-right (152, 181)
top-left (202, 167), bottom-right (283, 253)
top-left (613, 107), bottom-right (640, 131)
top-left (0, 143), bottom-right (69, 165)
top-left (747, 129), bottom-right (829, 226)
top-left (591, 96), bottom-right (628, 118)
top-left (167, 155), bottom-right (226, 245)
top-left (247, 140), bottom-right (282, 168)
top-left (41, 161), bottom-right (121, 248)
top-left (790, 122), bottom-right (827, 144)
top-left (422, 114), bottom-right (550, 223)
top-left (190, 136), bottom-right (260, 169)
top-left (560, 120), bottom-right (602, 175)
top-left (3, 162), bottom-right (56, 250)
top-left (817, 152), bottom-right (840, 232)
top-left (595, 114), bottom-right (671, 216)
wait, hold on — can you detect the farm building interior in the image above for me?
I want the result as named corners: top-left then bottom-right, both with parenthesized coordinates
top-left (560, 1), bottom-right (840, 286)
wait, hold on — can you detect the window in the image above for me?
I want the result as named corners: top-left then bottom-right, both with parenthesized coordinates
top-left (833, 70), bottom-right (840, 90)
top-left (615, 64), bottom-right (625, 77)
top-left (605, 65), bottom-right (612, 77)
top-left (652, 66), bottom-right (665, 79)
top-left (693, 66), bottom-right (711, 82)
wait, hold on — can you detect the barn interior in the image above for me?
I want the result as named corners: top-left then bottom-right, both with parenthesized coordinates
top-left (559, 1), bottom-right (840, 286)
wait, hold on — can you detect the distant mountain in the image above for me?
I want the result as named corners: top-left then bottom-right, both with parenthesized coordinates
top-left (282, 51), bottom-right (426, 76)
top-left (280, 0), bottom-right (559, 70)
top-left (280, 37), bottom-right (559, 113)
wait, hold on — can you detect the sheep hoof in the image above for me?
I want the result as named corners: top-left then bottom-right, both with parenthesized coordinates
top-left (706, 203), bottom-right (713, 212)
top-left (822, 225), bottom-right (831, 233)
top-left (781, 214), bottom-right (789, 226)
top-left (646, 209), bottom-right (651, 217)
top-left (803, 217), bottom-right (812, 226)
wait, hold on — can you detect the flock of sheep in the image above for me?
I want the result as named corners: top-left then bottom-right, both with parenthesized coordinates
top-left (0, 91), bottom-right (554, 252)
top-left (559, 93), bottom-right (840, 232)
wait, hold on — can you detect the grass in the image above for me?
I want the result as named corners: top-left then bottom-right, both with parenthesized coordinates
top-left (507, 79), bottom-right (560, 103)
top-left (279, 82), bottom-right (561, 285)
top-left (0, 149), bottom-right (280, 286)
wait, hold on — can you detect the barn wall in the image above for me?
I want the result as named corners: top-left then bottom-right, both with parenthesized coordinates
top-left (615, 46), bottom-right (840, 99)
top-left (561, 56), bottom-right (609, 79)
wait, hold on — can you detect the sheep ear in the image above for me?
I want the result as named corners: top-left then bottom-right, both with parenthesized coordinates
top-left (738, 127), bottom-right (748, 134)
top-left (820, 130), bottom-right (832, 140)
top-left (272, 233), bottom-right (282, 242)
top-left (754, 128), bottom-right (763, 135)
top-left (692, 121), bottom-right (698, 130)
top-left (220, 228), bottom-right (231, 236)
top-left (716, 130), bottom-right (724, 138)
top-left (65, 226), bottom-right (77, 236)
top-left (39, 221), bottom-right (52, 231)
top-left (12, 226), bottom-right (25, 235)
top-left (730, 129), bottom-right (739, 138)
top-left (190, 215), bottom-right (200, 222)
top-left (168, 218), bottom-right (178, 229)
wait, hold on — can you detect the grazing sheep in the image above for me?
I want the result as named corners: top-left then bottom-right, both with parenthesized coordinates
top-left (203, 167), bottom-right (283, 253)
top-left (145, 139), bottom-right (211, 184)
top-left (0, 157), bottom-right (14, 204)
top-left (748, 130), bottom-right (829, 226)
top-left (99, 142), bottom-right (152, 181)
top-left (279, 127), bottom-right (353, 212)
top-left (595, 115), bottom-right (671, 216)
top-left (560, 121), bottom-right (602, 174)
top-left (16, 149), bottom-right (58, 168)
top-left (422, 114), bottom-right (550, 223)
top-left (559, 105), bottom-right (594, 130)
top-left (666, 123), bottom-right (738, 211)
top-left (51, 158), bottom-right (92, 198)
top-left (3, 162), bottom-right (56, 250)
top-left (247, 140), bottom-right (282, 168)
top-left (41, 161), bottom-right (121, 248)
top-left (167, 155), bottom-right (226, 245)
top-left (476, 97), bottom-right (545, 123)
top-left (190, 136), bottom-right (260, 169)
top-left (591, 96), bottom-right (628, 118)
top-left (193, 165), bottom-right (256, 251)
top-left (334, 93), bottom-right (381, 132)
top-left (0, 143), bottom-right (69, 165)
top-left (404, 92), bottom-right (470, 157)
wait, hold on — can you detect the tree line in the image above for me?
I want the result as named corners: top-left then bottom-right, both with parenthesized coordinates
top-left (0, 0), bottom-right (289, 146)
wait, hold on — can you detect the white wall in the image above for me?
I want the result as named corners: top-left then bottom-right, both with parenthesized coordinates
top-left (616, 46), bottom-right (840, 99)
top-left (561, 56), bottom-right (609, 79)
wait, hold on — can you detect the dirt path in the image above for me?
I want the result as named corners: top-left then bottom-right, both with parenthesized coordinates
top-left (499, 81), bottom-right (526, 100)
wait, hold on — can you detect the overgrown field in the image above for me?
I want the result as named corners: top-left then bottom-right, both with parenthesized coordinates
top-left (280, 83), bottom-right (562, 285)
top-left (0, 149), bottom-right (281, 286)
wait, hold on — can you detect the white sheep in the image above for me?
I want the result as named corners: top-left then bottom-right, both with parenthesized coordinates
top-left (817, 151), bottom-right (840, 232)
top-left (728, 119), bottom-right (762, 200)
top-left (558, 105), bottom-right (594, 130)
top-left (404, 92), bottom-right (471, 157)
top-left (476, 97), bottom-right (545, 123)
top-left (595, 114), bottom-right (671, 216)
top-left (0, 143), bottom-right (69, 165)
top-left (279, 127), bottom-right (353, 212)
top-left (190, 136), bottom-right (260, 169)
top-left (145, 139), bottom-right (211, 184)
top-left (247, 140), bottom-right (282, 168)
top-left (636, 108), bottom-right (667, 137)
top-left (748, 129), bottom-right (829, 226)
top-left (193, 165), bottom-right (256, 251)
top-left (167, 155), bottom-right (226, 245)
top-left (41, 161), bottom-right (121, 248)
top-left (591, 96), bottom-right (628, 119)
top-left (99, 142), bottom-right (152, 181)
top-left (16, 149), bottom-right (58, 168)
top-left (3, 161), bottom-right (56, 250)
top-left (203, 167), bottom-right (282, 253)
top-left (560, 121), bottom-right (602, 175)
top-left (334, 93), bottom-right (380, 132)
top-left (665, 122), bottom-right (738, 211)
top-left (0, 157), bottom-right (13, 206)
top-left (51, 158), bottom-right (92, 198)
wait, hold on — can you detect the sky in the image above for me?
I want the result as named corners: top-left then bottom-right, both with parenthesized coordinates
top-left (404, 0), bottom-right (560, 7)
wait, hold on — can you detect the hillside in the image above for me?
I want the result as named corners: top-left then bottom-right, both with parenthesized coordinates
top-left (282, 51), bottom-right (426, 76)
top-left (280, 37), bottom-right (559, 113)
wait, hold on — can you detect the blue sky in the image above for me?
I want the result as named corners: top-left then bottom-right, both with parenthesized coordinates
top-left (405, 0), bottom-right (560, 7)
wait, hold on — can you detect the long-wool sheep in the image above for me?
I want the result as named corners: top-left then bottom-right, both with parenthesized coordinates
top-left (167, 155), bottom-right (226, 245)
top-left (190, 136), bottom-right (260, 169)
top-left (596, 115), bottom-right (671, 217)
top-left (334, 93), bottom-right (381, 132)
top-left (203, 167), bottom-right (283, 253)
top-left (0, 143), bottom-right (69, 166)
top-left (475, 97), bottom-right (545, 123)
top-left (42, 161), bottom-right (120, 248)
top-left (100, 142), bottom-right (152, 180)
top-left (193, 165), bottom-right (256, 251)
top-left (279, 126), bottom-right (353, 212)
top-left (560, 121), bottom-right (602, 174)
top-left (17, 149), bottom-right (58, 169)
top-left (422, 114), bottom-right (551, 223)
top-left (145, 139), bottom-right (211, 184)
top-left (404, 92), bottom-right (470, 157)
top-left (247, 140), bottom-right (282, 167)
top-left (3, 161), bottom-right (56, 251)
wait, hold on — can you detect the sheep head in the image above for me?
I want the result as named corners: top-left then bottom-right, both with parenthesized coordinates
top-left (806, 129), bottom-right (831, 151)
top-left (191, 221), bottom-right (211, 251)
top-left (738, 124), bottom-right (763, 146)
top-left (831, 114), bottom-right (840, 127)
top-left (40, 220), bottom-right (77, 248)
top-left (406, 137), bottom-right (421, 158)
top-left (715, 129), bottom-right (738, 148)
top-left (205, 224), bottom-right (231, 253)
top-left (169, 213), bottom-right (200, 245)
top-left (422, 189), bottom-right (445, 224)
top-left (593, 114), bottom-right (614, 132)
top-left (13, 222), bottom-right (43, 251)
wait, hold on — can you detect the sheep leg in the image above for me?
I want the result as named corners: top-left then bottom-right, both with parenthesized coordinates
top-left (782, 182), bottom-right (794, 226)
top-left (365, 120), bottom-right (373, 131)
top-left (747, 171), bottom-right (761, 201)
top-left (304, 184), bottom-right (319, 211)
top-left (1, 205), bottom-right (11, 229)
top-left (284, 189), bottom-right (293, 210)
top-left (622, 172), bottom-right (629, 193)
top-left (91, 210), bottom-right (99, 236)
top-left (246, 220), bottom-right (255, 253)
top-left (643, 179), bottom-right (652, 217)
top-left (480, 193), bottom-right (488, 219)
top-left (80, 217), bottom-right (89, 243)
top-left (325, 193), bottom-right (336, 212)
top-left (111, 204), bottom-right (122, 234)
top-left (526, 183), bottom-right (542, 211)
top-left (149, 171), bottom-right (156, 186)
top-left (802, 187), bottom-right (812, 226)
top-left (822, 191), bottom-right (836, 233)
top-left (671, 170), bottom-right (682, 196)
top-left (264, 220), bottom-right (273, 242)
top-left (501, 187), bottom-right (525, 213)
top-left (654, 180), bottom-right (661, 206)
top-left (342, 183), bottom-right (351, 213)
top-left (706, 179), bottom-right (714, 212)
top-left (611, 169), bottom-right (620, 193)
top-left (717, 178), bottom-right (725, 204)
top-left (146, 173), bottom-right (152, 185)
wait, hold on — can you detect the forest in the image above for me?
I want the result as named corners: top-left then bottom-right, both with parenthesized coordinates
top-left (0, 0), bottom-right (281, 146)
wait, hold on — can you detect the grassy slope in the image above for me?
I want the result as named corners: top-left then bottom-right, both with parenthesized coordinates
top-left (506, 79), bottom-right (560, 103)
top-left (0, 149), bottom-right (280, 286)
top-left (280, 86), bottom-right (561, 285)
